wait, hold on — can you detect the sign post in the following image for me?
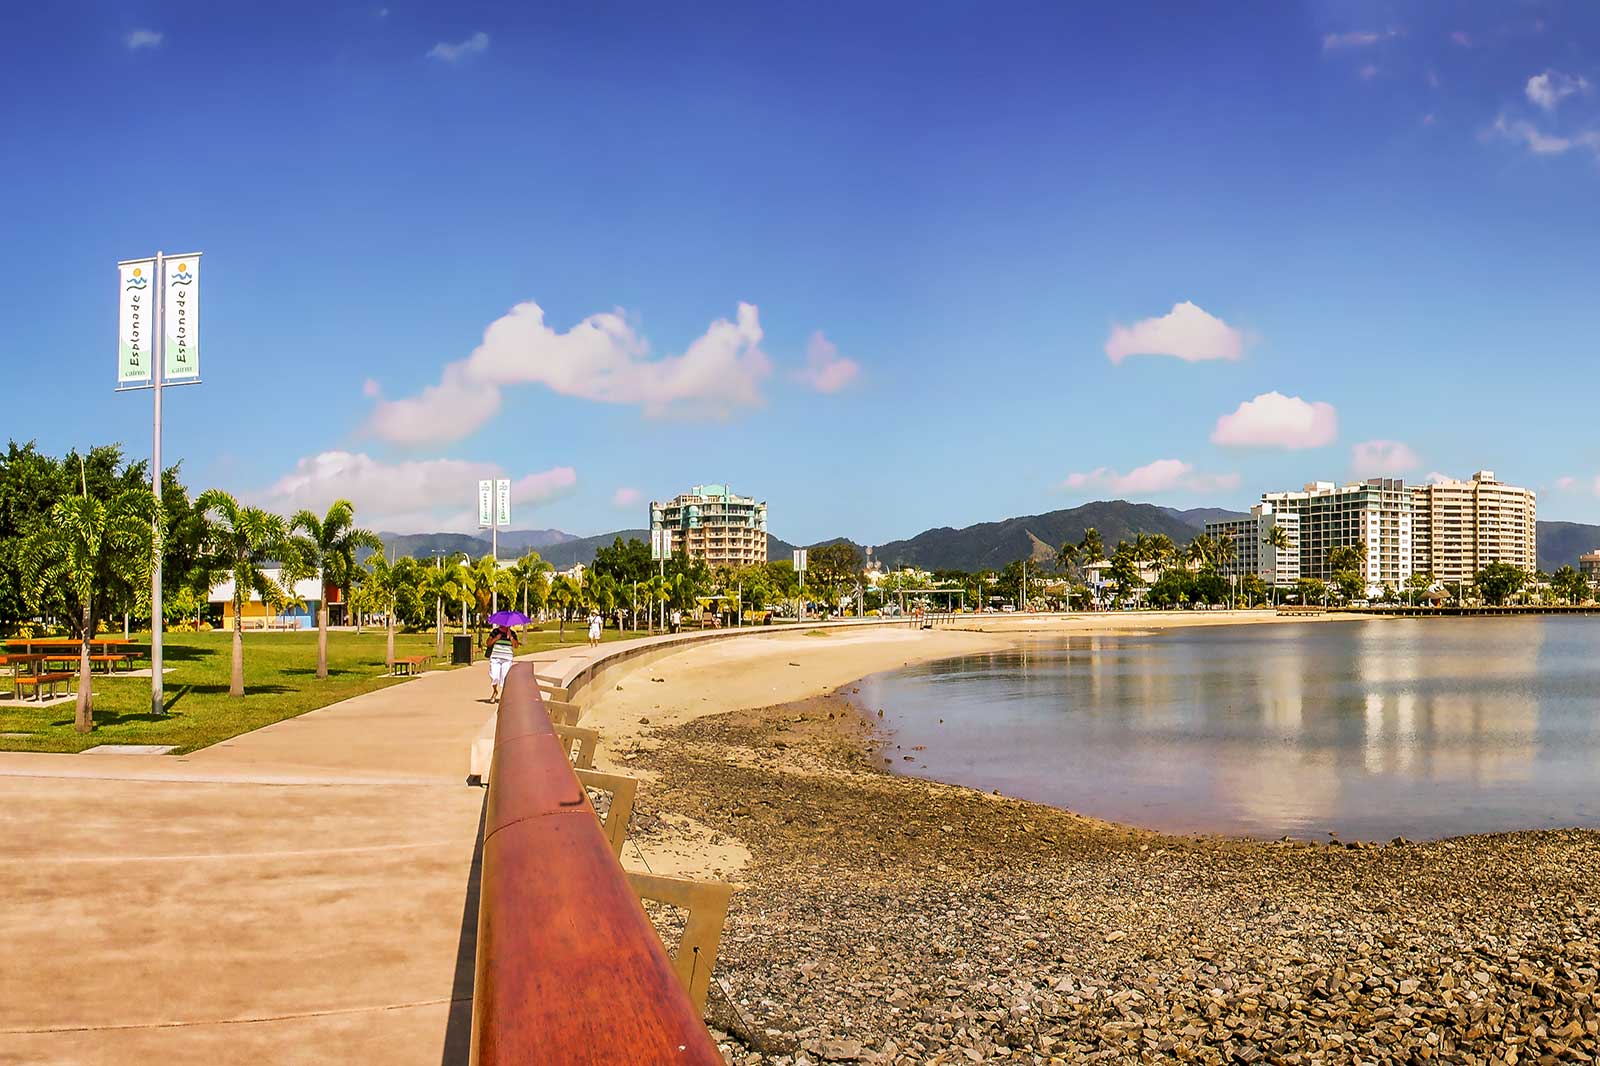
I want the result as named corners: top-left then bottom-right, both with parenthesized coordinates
top-left (118, 252), bottom-right (202, 718)
top-left (479, 478), bottom-right (512, 612)
top-left (651, 528), bottom-right (671, 630)
top-left (793, 548), bottom-right (808, 621)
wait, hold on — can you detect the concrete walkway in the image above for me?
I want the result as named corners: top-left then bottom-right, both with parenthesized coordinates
top-left (0, 660), bottom-right (512, 1066)
top-left (0, 620), bottom-right (922, 1064)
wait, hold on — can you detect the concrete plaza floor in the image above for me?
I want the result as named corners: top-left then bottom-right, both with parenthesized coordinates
top-left (0, 652), bottom-right (559, 1066)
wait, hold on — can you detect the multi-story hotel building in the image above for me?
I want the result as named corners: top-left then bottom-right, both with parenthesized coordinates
top-left (1580, 550), bottom-right (1600, 582)
top-left (649, 484), bottom-right (769, 568)
top-left (1204, 503), bottom-right (1301, 587)
top-left (1260, 479), bottom-right (1413, 592)
top-left (1410, 471), bottom-right (1536, 584)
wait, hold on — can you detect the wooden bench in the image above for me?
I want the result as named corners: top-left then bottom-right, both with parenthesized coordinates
top-left (87, 654), bottom-right (134, 673)
top-left (14, 672), bottom-right (76, 701)
top-left (393, 655), bottom-right (429, 676)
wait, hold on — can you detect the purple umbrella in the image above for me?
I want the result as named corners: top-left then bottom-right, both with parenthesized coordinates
top-left (487, 610), bottom-right (531, 627)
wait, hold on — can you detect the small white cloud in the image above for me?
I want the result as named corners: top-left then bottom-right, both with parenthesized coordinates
top-left (1485, 114), bottom-right (1598, 156)
top-left (257, 451), bottom-right (576, 533)
top-left (612, 487), bottom-right (642, 508)
top-left (427, 31), bottom-right (489, 62)
top-left (793, 332), bottom-right (860, 393)
top-left (1323, 28), bottom-right (1400, 51)
top-left (1105, 301), bottom-right (1247, 364)
top-left (1555, 476), bottom-right (1577, 491)
top-left (1526, 70), bottom-right (1591, 112)
top-left (361, 377), bottom-right (381, 399)
top-left (1061, 459), bottom-right (1240, 497)
top-left (1211, 392), bottom-right (1338, 451)
top-left (364, 300), bottom-right (773, 446)
top-left (124, 29), bottom-right (163, 50)
top-left (1350, 439), bottom-right (1421, 477)
top-left (1358, 64), bottom-right (1379, 82)
top-left (1449, 30), bottom-right (1472, 48)
top-left (1425, 471), bottom-right (1453, 485)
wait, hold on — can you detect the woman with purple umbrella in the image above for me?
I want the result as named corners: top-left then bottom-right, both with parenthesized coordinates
top-left (482, 610), bottom-right (528, 702)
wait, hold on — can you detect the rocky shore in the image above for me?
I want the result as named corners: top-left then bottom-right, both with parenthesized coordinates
top-left (620, 690), bottom-right (1600, 1066)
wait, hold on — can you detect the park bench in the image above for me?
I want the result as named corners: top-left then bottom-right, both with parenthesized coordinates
top-left (393, 655), bottom-right (430, 676)
top-left (13, 672), bottom-right (76, 701)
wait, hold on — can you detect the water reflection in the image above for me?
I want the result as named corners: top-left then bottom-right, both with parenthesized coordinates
top-left (857, 618), bottom-right (1600, 840)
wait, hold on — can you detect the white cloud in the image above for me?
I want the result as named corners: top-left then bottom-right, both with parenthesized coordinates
top-left (124, 29), bottom-right (163, 50)
top-left (1322, 28), bottom-right (1399, 50)
top-left (1104, 301), bottom-right (1247, 364)
top-left (1486, 115), bottom-right (1600, 157)
top-left (1211, 392), bottom-right (1338, 450)
top-left (1061, 459), bottom-right (1240, 497)
top-left (1555, 476), bottom-right (1577, 491)
top-left (363, 300), bottom-right (773, 445)
top-left (793, 332), bottom-right (860, 393)
top-left (256, 451), bottom-right (576, 533)
top-left (1449, 30), bottom-right (1472, 48)
top-left (612, 487), bottom-right (642, 508)
top-left (1426, 471), bottom-right (1453, 485)
top-left (427, 31), bottom-right (489, 62)
top-left (1350, 439), bottom-right (1421, 476)
top-left (1358, 64), bottom-right (1379, 82)
top-left (1526, 70), bottom-right (1591, 112)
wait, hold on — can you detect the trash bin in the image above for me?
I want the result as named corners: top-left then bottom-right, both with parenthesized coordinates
top-left (452, 634), bottom-right (473, 665)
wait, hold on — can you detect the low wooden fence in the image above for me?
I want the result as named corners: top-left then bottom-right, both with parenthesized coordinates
top-left (469, 663), bottom-right (724, 1065)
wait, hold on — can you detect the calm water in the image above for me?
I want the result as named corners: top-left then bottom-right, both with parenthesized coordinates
top-left (857, 618), bottom-right (1600, 841)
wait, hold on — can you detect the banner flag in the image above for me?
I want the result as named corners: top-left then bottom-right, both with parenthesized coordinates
top-left (495, 479), bottom-right (511, 528)
top-left (478, 480), bottom-right (494, 528)
top-left (118, 259), bottom-right (156, 382)
top-left (164, 253), bottom-right (201, 380)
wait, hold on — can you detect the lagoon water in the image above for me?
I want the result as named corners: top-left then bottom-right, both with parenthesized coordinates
top-left (858, 618), bottom-right (1600, 841)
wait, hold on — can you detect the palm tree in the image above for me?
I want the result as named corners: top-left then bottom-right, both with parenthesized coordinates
top-left (1078, 528), bottom-right (1105, 607)
top-left (198, 490), bottom-right (290, 698)
top-left (1186, 533), bottom-right (1216, 571)
top-left (1266, 524), bottom-right (1291, 603)
top-left (466, 555), bottom-right (516, 633)
top-left (422, 562), bottom-right (463, 656)
top-left (550, 574), bottom-right (582, 638)
top-left (20, 481), bottom-right (155, 732)
top-left (365, 554), bottom-right (402, 671)
top-left (509, 552), bottom-right (552, 618)
top-left (289, 500), bottom-right (381, 680)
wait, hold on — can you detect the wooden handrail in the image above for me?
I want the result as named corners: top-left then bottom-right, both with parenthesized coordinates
top-left (469, 663), bottom-right (724, 1066)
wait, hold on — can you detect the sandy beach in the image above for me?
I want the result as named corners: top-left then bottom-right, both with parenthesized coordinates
top-left (577, 612), bottom-right (1600, 1065)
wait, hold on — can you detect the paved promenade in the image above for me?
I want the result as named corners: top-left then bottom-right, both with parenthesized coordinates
top-left (0, 653), bottom-right (538, 1066)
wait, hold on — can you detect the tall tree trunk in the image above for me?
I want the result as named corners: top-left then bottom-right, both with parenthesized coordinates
top-left (316, 605), bottom-right (329, 679)
top-left (75, 606), bottom-right (93, 733)
top-left (435, 596), bottom-right (443, 657)
top-left (231, 597), bottom-right (245, 697)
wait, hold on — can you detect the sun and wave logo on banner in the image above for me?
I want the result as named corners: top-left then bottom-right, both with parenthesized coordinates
top-left (170, 263), bottom-right (194, 286)
top-left (125, 267), bottom-right (148, 291)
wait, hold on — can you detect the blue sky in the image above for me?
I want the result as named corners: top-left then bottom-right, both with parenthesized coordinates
top-left (4, 1), bottom-right (1600, 543)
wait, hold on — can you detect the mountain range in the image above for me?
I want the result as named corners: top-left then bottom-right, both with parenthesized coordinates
top-left (380, 502), bottom-right (1598, 576)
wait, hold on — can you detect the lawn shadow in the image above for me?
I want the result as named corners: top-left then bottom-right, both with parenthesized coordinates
top-left (178, 683), bottom-right (294, 697)
top-left (158, 645), bottom-right (211, 663)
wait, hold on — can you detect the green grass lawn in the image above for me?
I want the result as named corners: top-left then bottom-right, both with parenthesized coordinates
top-left (0, 621), bottom-right (637, 755)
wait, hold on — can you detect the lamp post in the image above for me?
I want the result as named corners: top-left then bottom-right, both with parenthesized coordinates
top-left (455, 551), bottom-right (471, 635)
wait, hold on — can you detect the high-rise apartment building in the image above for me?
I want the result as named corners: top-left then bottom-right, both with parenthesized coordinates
top-left (649, 484), bottom-right (769, 568)
top-left (1204, 503), bottom-right (1301, 586)
top-left (1410, 471), bottom-right (1536, 584)
top-left (1260, 479), bottom-right (1413, 592)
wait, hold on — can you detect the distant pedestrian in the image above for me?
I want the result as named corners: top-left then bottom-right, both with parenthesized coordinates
top-left (587, 610), bottom-right (603, 649)
top-left (482, 624), bottom-right (519, 702)
top-left (670, 608), bottom-right (682, 633)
